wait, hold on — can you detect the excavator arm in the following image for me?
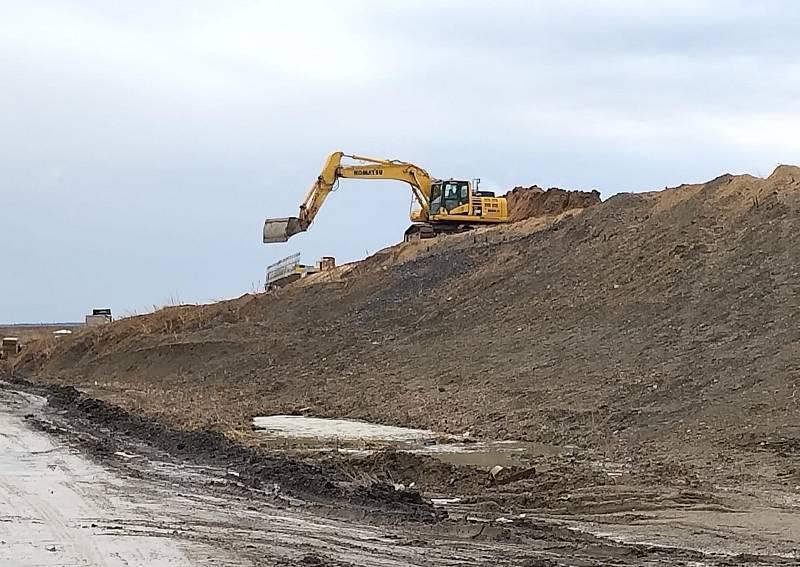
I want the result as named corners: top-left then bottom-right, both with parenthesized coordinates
top-left (264, 152), bottom-right (436, 243)
top-left (264, 151), bottom-right (509, 243)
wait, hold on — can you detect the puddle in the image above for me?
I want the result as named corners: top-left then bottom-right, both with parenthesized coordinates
top-left (414, 440), bottom-right (560, 468)
top-left (253, 415), bottom-right (563, 469)
top-left (252, 415), bottom-right (437, 442)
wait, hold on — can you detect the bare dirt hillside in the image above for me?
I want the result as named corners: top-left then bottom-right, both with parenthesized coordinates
top-left (14, 166), bottom-right (800, 484)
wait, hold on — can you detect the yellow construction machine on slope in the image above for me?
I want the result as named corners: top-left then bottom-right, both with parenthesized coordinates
top-left (263, 152), bottom-right (509, 243)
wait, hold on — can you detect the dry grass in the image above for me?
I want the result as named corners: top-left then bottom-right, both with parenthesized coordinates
top-left (84, 378), bottom-right (248, 432)
top-left (0, 325), bottom-right (80, 342)
top-left (334, 457), bottom-right (385, 487)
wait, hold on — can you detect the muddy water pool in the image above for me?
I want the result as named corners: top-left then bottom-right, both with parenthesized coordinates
top-left (253, 415), bottom-right (563, 468)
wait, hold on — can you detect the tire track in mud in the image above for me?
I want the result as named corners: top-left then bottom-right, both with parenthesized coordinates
top-left (0, 386), bottom-right (219, 567)
top-left (0, 474), bottom-right (105, 566)
top-left (0, 389), bottom-right (101, 565)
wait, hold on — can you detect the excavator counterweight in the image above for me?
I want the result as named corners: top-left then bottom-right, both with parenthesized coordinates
top-left (263, 152), bottom-right (508, 244)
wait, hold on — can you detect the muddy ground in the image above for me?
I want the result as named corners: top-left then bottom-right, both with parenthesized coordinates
top-left (2, 379), bottom-right (798, 566)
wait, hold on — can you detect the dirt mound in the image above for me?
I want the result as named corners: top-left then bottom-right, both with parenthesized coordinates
top-left (343, 449), bottom-right (489, 494)
top-left (505, 186), bottom-right (601, 222)
top-left (15, 164), bottom-right (800, 491)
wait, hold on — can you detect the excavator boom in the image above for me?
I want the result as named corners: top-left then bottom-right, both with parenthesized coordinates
top-left (263, 151), bottom-right (507, 243)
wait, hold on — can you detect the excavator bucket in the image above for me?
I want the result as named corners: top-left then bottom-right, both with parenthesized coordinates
top-left (263, 217), bottom-right (306, 243)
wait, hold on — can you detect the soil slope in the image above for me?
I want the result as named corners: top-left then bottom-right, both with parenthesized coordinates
top-left (15, 166), bottom-right (800, 473)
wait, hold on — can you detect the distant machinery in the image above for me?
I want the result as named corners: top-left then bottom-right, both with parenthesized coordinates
top-left (85, 308), bottom-right (113, 327)
top-left (265, 254), bottom-right (336, 290)
top-left (0, 337), bottom-right (21, 360)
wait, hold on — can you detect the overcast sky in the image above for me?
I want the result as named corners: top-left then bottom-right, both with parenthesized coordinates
top-left (1, 1), bottom-right (798, 323)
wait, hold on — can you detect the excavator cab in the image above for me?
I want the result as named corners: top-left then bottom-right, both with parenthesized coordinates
top-left (429, 180), bottom-right (471, 214)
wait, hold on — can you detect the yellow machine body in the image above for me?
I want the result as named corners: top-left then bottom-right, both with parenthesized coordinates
top-left (263, 152), bottom-right (509, 243)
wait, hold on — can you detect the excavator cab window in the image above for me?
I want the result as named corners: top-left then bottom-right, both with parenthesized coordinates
top-left (430, 182), bottom-right (443, 214)
top-left (442, 181), bottom-right (470, 212)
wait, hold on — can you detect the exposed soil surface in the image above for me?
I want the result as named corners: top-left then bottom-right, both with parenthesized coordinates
top-left (6, 376), bottom-right (436, 520)
top-left (504, 185), bottom-right (601, 222)
top-left (16, 167), bottom-right (800, 458)
top-left (8, 166), bottom-right (800, 562)
top-left (3, 380), bottom-right (799, 565)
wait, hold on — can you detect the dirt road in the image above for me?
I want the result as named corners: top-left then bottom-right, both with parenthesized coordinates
top-left (2, 382), bottom-right (799, 566)
top-left (0, 387), bottom-right (223, 566)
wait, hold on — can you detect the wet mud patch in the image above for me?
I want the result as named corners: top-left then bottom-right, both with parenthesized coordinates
top-left (253, 414), bottom-right (564, 471)
top-left (6, 375), bottom-right (439, 521)
top-left (4, 375), bottom-right (800, 565)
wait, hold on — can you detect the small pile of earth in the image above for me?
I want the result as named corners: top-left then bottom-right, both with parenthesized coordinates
top-left (504, 186), bottom-right (601, 222)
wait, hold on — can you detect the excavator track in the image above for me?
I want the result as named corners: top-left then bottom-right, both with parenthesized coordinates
top-left (403, 223), bottom-right (473, 242)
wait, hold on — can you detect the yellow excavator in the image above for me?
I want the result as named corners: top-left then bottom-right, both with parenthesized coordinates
top-left (263, 152), bottom-right (509, 243)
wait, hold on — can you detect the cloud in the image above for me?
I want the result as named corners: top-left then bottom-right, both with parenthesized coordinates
top-left (1, 0), bottom-right (798, 321)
